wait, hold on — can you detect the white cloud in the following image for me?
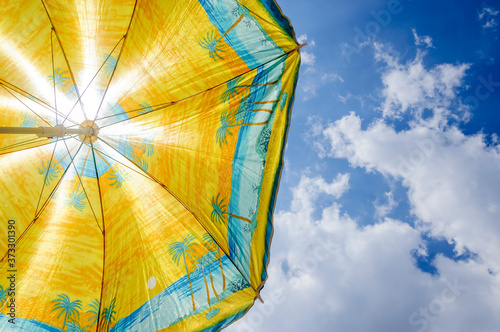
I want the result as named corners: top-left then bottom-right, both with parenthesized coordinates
top-left (319, 111), bottom-right (500, 273)
top-left (374, 190), bottom-right (397, 219)
top-left (297, 34), bottom-right (308, 44)
top-left (337, 92), bottom-right (365, 107)
top-left (228, 173), bottom-right (500, 332)
top-left (298, 34), bottom-right (317, 66)
top-left (412, 28), bottom-right (434, 48)
top-left (297, 33), bottom-right (316, 46)
top-left (301, 51), bottom-right (316, 66)
top-left (322, 72), bottom-right (343, 82)
top-left (478, 4), bottom-right (499, 31)
top-left (374, 44), bottom-right (470, 125)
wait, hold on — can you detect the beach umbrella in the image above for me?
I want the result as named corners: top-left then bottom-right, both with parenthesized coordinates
top-left (0, 0), bottom-right (301, 331)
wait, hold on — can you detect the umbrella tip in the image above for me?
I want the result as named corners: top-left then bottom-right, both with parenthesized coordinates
top-left (297, 43), bottom-right (307, 52)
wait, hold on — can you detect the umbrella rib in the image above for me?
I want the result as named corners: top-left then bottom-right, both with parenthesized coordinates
top-left (0, 137), bottom-right (47, 155)
top-left (0, 80), bottom-right (77, 125)
top-left (89, 141), bottom-right (106, 332)
top-left (0, 135), bottom-right (76, 156)
top-left (61, 36), bottom-right (126, 127)
top-left (0, 84), bottom-right (52, 127)
top-left (62, 140), bottom-right (103, 234)
top-left (95, 101), bottom-right (175, 126)
top-left (90, 142), bottom-right (106, 233)
top-left (50, 28), bottom-right (58, 124)
top-left (97, 136), bottom-right (261, 296)
top-left (92, 0), bottom-right (138, 125)
top-left (41, 0), bottom-right (87, 119)
top-left (97, 47), bottom-right (294, 130)
top-left (0, 140), bottom-right (85, 264)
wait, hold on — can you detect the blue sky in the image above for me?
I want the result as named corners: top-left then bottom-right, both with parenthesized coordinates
top-left (228, 1), bottom-right (500, 331)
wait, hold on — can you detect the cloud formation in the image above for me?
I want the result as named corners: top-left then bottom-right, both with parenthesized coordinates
top-left (478, 3), bottom-right (499, 31)
top-left (297, 34), bottom-right (317, 66)
top-left (229, 172), bottom-right (500, 332)
top-left (319, 112), bottom-right (500, 273)
top-left (412, 29), bottom-right (434, 48)
top-left (374, 44), bottom-right (470, 125)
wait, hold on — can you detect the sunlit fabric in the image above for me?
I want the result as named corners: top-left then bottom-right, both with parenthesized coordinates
top-left (0, 0), bottom-right (300, 331)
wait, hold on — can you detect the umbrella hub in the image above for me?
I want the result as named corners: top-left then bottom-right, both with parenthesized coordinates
top-left (78, 120), bottom-right (99, 143)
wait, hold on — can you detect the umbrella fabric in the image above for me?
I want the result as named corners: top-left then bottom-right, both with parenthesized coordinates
top-left (0, 0), bottom-right (300, 331)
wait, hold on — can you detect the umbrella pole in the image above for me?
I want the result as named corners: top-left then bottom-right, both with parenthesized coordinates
top-left (0, 125), bottom-right (92, 138)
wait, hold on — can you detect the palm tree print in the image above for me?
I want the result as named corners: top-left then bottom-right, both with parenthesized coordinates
top-left (203, 233), bottom-right (226, 291)
top-left (234, 96), bottom-right (277, 122)
top-left (193, 252), bottom-right (218, 307)
top-left (138, 102), bottom-right (153, 115)
top-left (205, 250), bottom-right (219, 300)
top-left (99, 298), bottom-right (117, 332)
top-left (0, 286), bottom-right (9, 308)
top-left (66, 188), bottom-right (86, 211)
top-left (211, 193), bottom-right (252, 224)
top-left (103, 54), bottom-right (117, 78)
top-left (198, 30), bottom-right (226, 61)
top-left (199, 14), bottom-right (244, 61)
top-left (134, 156), bottom-right (149, 171)
top-left (221, 77), bottom-right (244, 103)
top-left (138, 137), bottom-right (154, 156)
top-left (169, 234), bottom-right (197, 312)
top-left (221, 76), bottom-right (279, 103)
top-left (38, 160), bottom-right (61, 186)
top-left (48, 68), bottom-right (71, 91)
top-left (20, 111), bottom-right (41, 127)
top-left (107, 166), bottom-right (130, 189)
top-left (86, 299), bottom-right (99, 328)
top-left (216, 110), bottom-right (268, 146)
top-left (66, 320), bottom-right (90, 332)
top-left (216, 110), bottom-right (234, 145)
top-left (52, 294), bottom-right (82, 332)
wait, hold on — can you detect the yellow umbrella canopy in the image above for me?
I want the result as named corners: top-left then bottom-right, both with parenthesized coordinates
top-left (0, 0), bottom-right (301, 331)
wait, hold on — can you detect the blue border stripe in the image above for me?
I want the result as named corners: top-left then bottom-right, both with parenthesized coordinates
top-left (261, 0), bottom-right (296, 39)
top-left (261, 55), bottom-right (300, 282)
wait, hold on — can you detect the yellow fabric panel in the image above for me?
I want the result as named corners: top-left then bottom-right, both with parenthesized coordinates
top-left (0, 140), bottom-right (81, 253)
top-left (0, 1), bottom-right (53, 105)
top-left (99, 50), bottom-right (300, 291)
top-left (0, 161), bottom-right (103, 330)
top-left (0, 1), bottom-right (55, 154)
top-left (110, 0), bottom-right (250, 112)
top-left (99, 80), bottom-right (236, 255)
top-left (43, 0), bottom-right (135, 114)
top-left (75, 144), bottom-right (254, 330)
top-left (0, 105), bottom-right (50, 155)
